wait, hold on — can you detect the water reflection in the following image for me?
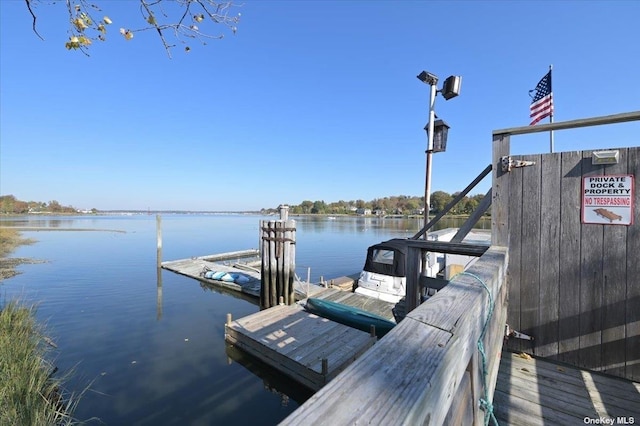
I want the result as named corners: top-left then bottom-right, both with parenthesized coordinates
top-left (2, 213), bottom-right (491, 425)
top-left (293, 215), bottom-right (490, 235)
top-left (198, 280), bottom-right (260, 306)
top-left (156, 267), bottom-right (163, 321)
top-left (225, 343), bottom-right (314, 405)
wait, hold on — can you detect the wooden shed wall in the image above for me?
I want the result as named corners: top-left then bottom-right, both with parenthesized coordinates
top-left (502, 146), bottom-right (639, 381)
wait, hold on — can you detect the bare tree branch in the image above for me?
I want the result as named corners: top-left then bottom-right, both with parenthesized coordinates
top-left (24, 0), bottom-right (45, 40)
top-left (24, 0), bottom-right (241, 57)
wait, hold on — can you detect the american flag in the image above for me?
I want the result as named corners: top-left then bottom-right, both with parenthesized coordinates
top-left (529, 71), bottom-right (553, 125)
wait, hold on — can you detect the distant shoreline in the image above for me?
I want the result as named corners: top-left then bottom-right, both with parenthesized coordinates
top-left (0, 226), bottom-right (126, 233)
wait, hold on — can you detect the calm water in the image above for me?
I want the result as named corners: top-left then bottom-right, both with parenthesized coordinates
top-left (0, 214), bottom-right (489, 425)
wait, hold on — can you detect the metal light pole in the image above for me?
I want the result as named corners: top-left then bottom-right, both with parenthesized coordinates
top-left (417, 71), bottom-right (461, 238)
top-left (424, 80), bottom-right (438, 235)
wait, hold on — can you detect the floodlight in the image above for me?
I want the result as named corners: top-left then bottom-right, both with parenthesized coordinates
top-left (592, 150), bottom-right (620, 165)
top-left (441, 75), bottom-right (462, 100)
top-left (417, 70), bottom-right (438, 86)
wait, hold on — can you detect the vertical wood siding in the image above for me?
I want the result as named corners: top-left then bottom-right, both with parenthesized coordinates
top-left (504, 147), bottom-right (639, 381)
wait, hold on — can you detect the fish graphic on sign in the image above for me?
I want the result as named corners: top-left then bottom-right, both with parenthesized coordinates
top-left (593, 208), bottom-right (623, 223)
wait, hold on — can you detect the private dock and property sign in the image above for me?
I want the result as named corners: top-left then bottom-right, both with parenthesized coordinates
top-left (582, 174), bottom-right (634, 225)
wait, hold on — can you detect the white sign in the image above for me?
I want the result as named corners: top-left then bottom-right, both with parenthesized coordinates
top-left (582, 174), bottom-right (634, 225)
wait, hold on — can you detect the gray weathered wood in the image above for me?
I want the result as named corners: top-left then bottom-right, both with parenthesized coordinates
top-left (494, 351), bottom-right (640, 425)
top-left (199, 249), bottom-right (260, 262)
top-left (505, 145), bottom-right (523, 353)
top-left (260, 219), bottom-right (296, 308)
top-left (225, 304), bottom-right (376, 391)
top-left (579, 150), bottom-right (604, 371)
top-left (492, 134), bottom-right (510, 246)
top-left (156, 214), bottom-right (162, 267)
top-left (493, 110), bottom-right (640, 136)
top-left (601, 149), bottom-right (628, 377)
top-left (558, 150), bottom-right (583, 366)
top-left (520, 154), bottom-right (541, 354)
top-left (281, 247), bottom-right (508, 426)
top-left (451, 188), bottom-right (492, 244)
top-left (538, 152), bottom-right (561, 357)
top-left (413, 164), bottom-right (492, 239)
top-left (503, 145), bottom-right (638, 380)
top-left (627, 147), bottom-right (640, 381)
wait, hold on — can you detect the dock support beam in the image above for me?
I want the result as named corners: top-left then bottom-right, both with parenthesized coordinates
top-left (260, 205), bottom-right (296, 308)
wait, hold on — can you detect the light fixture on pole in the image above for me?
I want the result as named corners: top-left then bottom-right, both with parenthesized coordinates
top-left (431, 119), bottom-right (450, 153)
top-left (416, 70), bottom-right (461, 233)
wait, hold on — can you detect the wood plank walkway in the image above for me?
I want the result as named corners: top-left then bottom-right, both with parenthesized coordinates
top-left (162, 251), bottom-right (263, 297)
top-left (225, 303), bottom-right (377, 391)
top-left (309, 287), bottom-right (397, 322)
top-left (494, 351), bottom-right (640, 425)
top-left (162, 253), bottom-right (399, 321)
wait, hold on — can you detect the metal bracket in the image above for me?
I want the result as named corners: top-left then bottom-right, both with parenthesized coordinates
top-left (501, 156), bottom-right (536, 172)
top-left (505, 324), bottom-right (534, 341)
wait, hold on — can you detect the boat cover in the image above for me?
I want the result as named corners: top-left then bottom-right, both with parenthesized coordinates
top-left (362, 238), bottom-right (409, 278)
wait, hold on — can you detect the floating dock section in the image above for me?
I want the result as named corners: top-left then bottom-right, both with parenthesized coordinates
top-left (161, 250), bottom-right (263, 297)
top-left (225, 303), bottom-right (377, 391)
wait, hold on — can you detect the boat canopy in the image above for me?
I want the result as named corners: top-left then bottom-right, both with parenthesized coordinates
top-left (362, 238), bottom-right (410, 278)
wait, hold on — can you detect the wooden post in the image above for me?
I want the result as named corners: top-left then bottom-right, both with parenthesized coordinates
top-left (491, 133), bottom-right (510, 247)
top-left (156, 214), bottom-right (162, 267)
top-left (156, 264), bottom-right (163, 321)
top-left (405, 245), bottom-right (422, 313)
top-left (279, 204), bottom-right (289, 221)
top-left (260, 217), bottom-right (296, 308)
top-left (269, 221), bottom-right (277, 307)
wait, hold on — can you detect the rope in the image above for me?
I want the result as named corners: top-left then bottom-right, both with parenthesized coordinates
top-left (457, 272), bottom-right (499, 426)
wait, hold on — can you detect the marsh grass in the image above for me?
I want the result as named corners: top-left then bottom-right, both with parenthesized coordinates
top-left (0, 227), bottom-right (35, 258)
top-left (0, 300), bottom-right (80, 425)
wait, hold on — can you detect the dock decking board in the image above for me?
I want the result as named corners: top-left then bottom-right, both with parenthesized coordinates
top-left (162, 257), bottom-right (262, 297)
top-left (310, 288), bottom-right (397, 322)
top-left (225, 304), bottom-right (377, 391)
top-left (494, 351), bottom-right (640, 425)
top-left (163, 254), bottom-right (398, 321)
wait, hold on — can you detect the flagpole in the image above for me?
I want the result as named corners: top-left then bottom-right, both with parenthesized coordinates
top-left (549, 64), bottom-right (554, 153)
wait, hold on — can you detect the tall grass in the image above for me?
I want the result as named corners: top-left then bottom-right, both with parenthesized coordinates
top-left (0, 227), bottom-right (34, 258)
top-left (0, 300), bottom-right (79, 425)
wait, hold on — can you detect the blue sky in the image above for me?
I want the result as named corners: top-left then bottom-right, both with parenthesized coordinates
top-left (1, 1), bottom-right (639, 211)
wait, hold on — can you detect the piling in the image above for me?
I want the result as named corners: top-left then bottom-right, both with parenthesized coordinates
top-left (156, 214), bottom-right (162, 267)
top-left (260, 205), bottom-right (296, 308)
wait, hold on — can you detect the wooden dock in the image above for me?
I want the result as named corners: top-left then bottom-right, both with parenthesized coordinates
top-left (225, 303), bottom-right (378, 391)
top-left (161, 250), bottom-right (263, 297)
top-left (308, 287), bottom-right (397, 322)
top-left (494, 351), bottom-right (640, 425)
top-left (161, 252), bottom-right (400, 321)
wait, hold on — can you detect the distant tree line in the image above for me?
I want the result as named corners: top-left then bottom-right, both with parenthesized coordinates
top-left (261, 192), bottom-right (488, 216)
top-left (0, 195), bottom-right (88, 214)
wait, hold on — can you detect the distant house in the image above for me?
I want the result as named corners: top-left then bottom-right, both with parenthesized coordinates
top-left (356, 208), bottom-right (372, 216)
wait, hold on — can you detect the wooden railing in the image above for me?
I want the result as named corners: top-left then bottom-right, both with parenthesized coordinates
top-left (281, 246), bottom-right (508, 425)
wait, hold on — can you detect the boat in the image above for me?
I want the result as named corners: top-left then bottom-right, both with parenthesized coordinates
top-left (354, 228), bottom-right (490, 304)
top-left (303, 298), bottom-right (396, 339)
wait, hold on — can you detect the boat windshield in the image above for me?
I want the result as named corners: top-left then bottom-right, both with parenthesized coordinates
top-left (372, 248), bottom-right (394, 265)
